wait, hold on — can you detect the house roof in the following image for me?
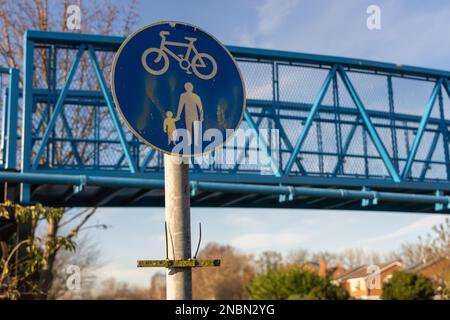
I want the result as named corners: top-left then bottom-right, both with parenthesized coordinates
top-left (333, 265), bottom-right (368, 281)
top-left (404, 256), bottom-right (450, 273)
top-left (334, 260), bottom-right (402, 281)
top-left (301, 261), bottom-right (319, 268)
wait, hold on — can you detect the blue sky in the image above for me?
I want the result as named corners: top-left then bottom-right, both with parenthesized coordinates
top-left (84, 0), bottom-right (450, 286)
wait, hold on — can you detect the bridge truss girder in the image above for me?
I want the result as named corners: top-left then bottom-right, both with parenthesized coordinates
top-left (0, 30), bottom-right (450, 212)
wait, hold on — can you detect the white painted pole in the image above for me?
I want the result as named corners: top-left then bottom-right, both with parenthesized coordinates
top-left (164, 154), bottom-right (192, 300)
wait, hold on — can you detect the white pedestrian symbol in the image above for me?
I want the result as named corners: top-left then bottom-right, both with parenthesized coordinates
top-left (141, 31), bottom-right (217, 80)
top-left (175, 82), bottom-right (204, 146)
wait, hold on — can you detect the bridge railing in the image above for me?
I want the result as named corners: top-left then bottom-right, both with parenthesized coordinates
top-left (0, 67), bottom-right (19, 170)
top-left (14, 30), bottom-right (450, 202)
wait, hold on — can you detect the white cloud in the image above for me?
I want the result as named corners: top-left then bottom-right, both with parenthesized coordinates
top-left (231, 229), bottom-right (307, 250)
top-left (362, 215), bottom-right (446, 244)
top-left (232, 0), bottom-right (299, 47)
top-left (236, 28), bottom-right (257, 47)
top-left (257, 0), bottom-right (299, 34)
top-left (223, 214), bottom-right (263, 228)
top-left (230, 1), bottom-right (450, 72)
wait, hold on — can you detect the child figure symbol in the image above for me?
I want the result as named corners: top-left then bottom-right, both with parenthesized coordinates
top-left (163, 111), bottom-right (177, 145)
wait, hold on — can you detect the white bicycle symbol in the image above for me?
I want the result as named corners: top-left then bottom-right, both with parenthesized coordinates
top-left (141, 31), bottom-right (218, 80)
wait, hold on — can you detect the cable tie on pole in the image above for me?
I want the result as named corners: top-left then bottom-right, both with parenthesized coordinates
top-left (435, 190), bottom-right (444, 212)
top-left (288, 186), bottom-right (295, 201)
top-left (371, 191), bottom-right (379, 206)
top-left (74, 175), bottom-right (87, 193)
top-left (190, 181), bottom-right (198, 197)
top-left (361, 186), bottom-right (377, 207)
top-left (279, 185), bottom-right (295, 203)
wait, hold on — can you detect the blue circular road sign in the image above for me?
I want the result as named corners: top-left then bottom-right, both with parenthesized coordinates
top-left (111, 21), bottom-right (246, 156)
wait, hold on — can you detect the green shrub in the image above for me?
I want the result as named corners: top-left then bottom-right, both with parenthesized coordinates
top-left (247, 267), bottom-right (349, 300)
top-left (382, 271), bottom-right (434, 300)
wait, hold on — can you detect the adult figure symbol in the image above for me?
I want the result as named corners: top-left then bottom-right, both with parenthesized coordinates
top-left (175, 82), bottom-right (204, 146)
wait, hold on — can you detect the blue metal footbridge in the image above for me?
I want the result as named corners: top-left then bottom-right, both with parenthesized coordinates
top-left (1, 30), bottom-right (450, 212)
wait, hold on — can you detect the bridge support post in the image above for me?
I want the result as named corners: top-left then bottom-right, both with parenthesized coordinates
top-left (164, 154), bottom-right (192, 300)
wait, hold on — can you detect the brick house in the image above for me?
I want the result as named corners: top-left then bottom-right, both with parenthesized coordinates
top-left (332, 260), bottom-right (402, 299)
top-left (404, 257), bottom-right (450, 283)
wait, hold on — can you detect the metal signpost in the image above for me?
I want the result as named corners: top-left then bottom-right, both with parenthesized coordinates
top-left (111, 21), bottom-right (245, 299)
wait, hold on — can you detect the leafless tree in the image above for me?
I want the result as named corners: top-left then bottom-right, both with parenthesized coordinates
top-left (398, 218), bottom-right (450, 266)
top-left (310, 250), bottom-right (338, 267)
top-left (48, 234), bottom-right (103, 299)
top-left (193, 242), bottom-right (255, 300)
top-left (0, 1), bottom-right (139, 299)
top-left (0, 0), bottom-right (140, 166)
top-left (286, 248), bottom-right (310, 265)
top-left (148, 272), bottom-right (165, 300)
top-left (256, 250), bottom-right (283, 274)
top-left (336, 248), bottom-right (367, 269)
top-left (94, 277), bottom-right (148, 300)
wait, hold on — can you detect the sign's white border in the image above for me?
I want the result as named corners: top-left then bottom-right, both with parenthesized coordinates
top-left (111, 21), bottom-right (246, 157)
